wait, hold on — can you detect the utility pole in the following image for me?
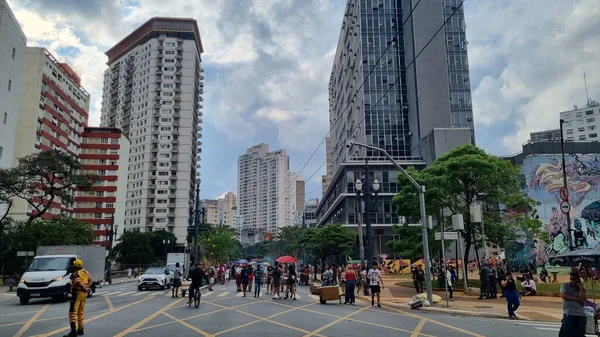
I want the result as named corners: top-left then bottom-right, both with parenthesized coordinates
top-left (363, 161), bottom-right (373, 270)
top-left (559, 119), bottom-right (573, 250)
top-left (194, 180), bottom-right (201, 264)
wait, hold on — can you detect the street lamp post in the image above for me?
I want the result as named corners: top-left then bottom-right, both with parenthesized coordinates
top-left (163, 239), bottom-right (171, 263)
top-left (354, 161), bottom-right (380, 270)
top-left (347, 140), bottom-right (433, 303)
top-left (105, 214), bottom-right (115, 285)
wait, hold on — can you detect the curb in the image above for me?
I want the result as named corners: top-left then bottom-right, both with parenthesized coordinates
top-left (412, 305), bottom-right (514, 319)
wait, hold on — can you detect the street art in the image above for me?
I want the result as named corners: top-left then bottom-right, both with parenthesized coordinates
top-left (512, 154), bottom-right (600, 270)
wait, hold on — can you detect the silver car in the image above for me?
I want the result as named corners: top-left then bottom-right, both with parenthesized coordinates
top-left (138, 267), bottom-right (173, 290)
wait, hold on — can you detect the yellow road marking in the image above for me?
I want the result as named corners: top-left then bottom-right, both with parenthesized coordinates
top-left (349, 317), bottom-right (436, 337)
top-left (302, 305), bottom-right (370, 337)
top-left (380, 304), bottom-right (485, 337)
top-left (411, 318), bottom-right (427, 337)
top-left (13, 304), bottom-right (49, 337)
top-left (0, 296), bottom-right (15, 302)
top-left (0, 309), bottom-right (113, 328)
top-left (162, 312), bottom-right (214, 336)
top-left (34, 296), bottom-right (152, 337)
top-left (113, 298), bottom-right (183, 337)
top-left (0, 299), bottom-right (111, 317)
top-left (105, 296), bottom-right (114, 311)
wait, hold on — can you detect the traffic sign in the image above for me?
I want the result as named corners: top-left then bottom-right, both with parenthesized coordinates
top-left (560, 187), bottom-right (569, 201)
top-left (560, 200), bottom-right (571, 214)
top-left (17, 251), bottom-right (34, 257)
top-left (435, 232), bottom-right (458, 240)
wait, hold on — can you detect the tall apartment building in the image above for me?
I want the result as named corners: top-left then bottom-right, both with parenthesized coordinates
top-left (321, 136), bottom-right (333, 195)
top-left (304, 198), bottom-right (319, 227)
top-left (295, 180), bottom-right (305, 214)
top-left (0, 0), bottom-right (26, 169)
top-left (201, 192), bottom-right (237, 227)
top-left (560, 100), bottom-right (600, 142)
top-left (73, 127), bottom-right (129, 248)
top-left (10, 48), bottom-right (90, 219)
top-left (237, 144), bottom-right (295, 244)
top-left (99, 17), bottom-right (204, 244)
top-left (316, 0), bottom-right (473, 255)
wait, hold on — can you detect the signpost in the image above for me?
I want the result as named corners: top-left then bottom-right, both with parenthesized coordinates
top-left (560, 200), bottom-right (571, 215)
top-left (560, 187), bottom-right (569, 201)
top-left (435, 232), bottom-right (458, 240)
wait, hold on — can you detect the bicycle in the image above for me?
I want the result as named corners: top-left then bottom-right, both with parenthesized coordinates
top-left (189, 285), bottom-right (201, 308)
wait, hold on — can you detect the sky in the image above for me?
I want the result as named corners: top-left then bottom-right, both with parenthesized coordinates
top-left (7, 0), bottom-right (600, 201)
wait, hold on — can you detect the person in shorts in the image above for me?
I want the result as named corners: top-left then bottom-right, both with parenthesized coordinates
top-left (272, 263), bottom-right (282, 300)
top-left (368, 261), bottom-right (384, 307)
top-left (172, 262), bottom-right (183, 298)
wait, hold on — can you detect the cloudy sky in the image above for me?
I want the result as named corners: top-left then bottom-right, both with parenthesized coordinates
top-left (7, 0), bottom-right (600, 200)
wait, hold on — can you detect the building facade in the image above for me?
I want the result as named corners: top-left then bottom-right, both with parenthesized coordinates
top-left (10, 48), bottom-right (91, 220)
top-left (317, 0), bottom-right (473, 256)
top-left (502, 135), bottom-right (600, 270)
top-left (295, 180), bottom-right (305, 214)
top-left (99, 17), bottom-right (204, 244)
top-left (237, 144), bottom-right (296, 244)
top-left (530, 129), bottom-right (562, 143)
top-left (560, 100), bottom-right (600, 142)
top-left (321, 136), bottom-right (333, 195)
top-left (0, 0), bottom-right (26, 169)
top-left (201, 192), bottom-right (237, 227)
top-left (304, 198), bottom-right (319, 227)
top-left (73, 127), bottom-right (129, 248)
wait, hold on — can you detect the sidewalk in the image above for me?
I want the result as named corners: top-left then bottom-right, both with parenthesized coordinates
top-left (353, 276), bottom-right (565, 322)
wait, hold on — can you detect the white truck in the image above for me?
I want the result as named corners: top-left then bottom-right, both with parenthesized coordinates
top-left (17, 245), bottom-right (106, 305)
top-left (165, 252), bottom-right (190, 277)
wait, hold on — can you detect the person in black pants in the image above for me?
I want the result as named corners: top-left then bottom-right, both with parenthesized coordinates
top-left (488, 265), bottom-right (498, 299)
top-left (478, 262), bottom-right (490, 300)
top-left (188, 263), bottom-right (208, 305)
top-left (497, 266), bottom-right (506, 298)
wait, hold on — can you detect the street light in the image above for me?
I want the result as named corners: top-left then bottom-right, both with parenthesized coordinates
top-left (105, 214), bottom-right (115, 285)
top-left (347, 140), bottom-right (433, 303)
top-left (355, 167), bottom-right (380, 270)
top-left (163, 239), bottom-right (171, 263)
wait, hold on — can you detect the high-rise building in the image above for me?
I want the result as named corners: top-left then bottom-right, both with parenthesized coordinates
top-left (237, 144), bottom-right (294, 244)
top-left (0, 0), bottom-right (26, 169)
top-left (295, 180), bottom-right (305, 214)
top-left (99, 17), bottom-right (204, 244)
top-left (201, 199), bottom-right (219, 225)
top-left (560, 100), bottom-right (600, 142)
top-left (10, 47), bottom-right (90, 219)
top-left (303, 198), bottom-right (319, 227)
top-left (73, 127), bottom-right (129, 248)
top-left (316, 0), bottom-right (473, 255)
top-left (321, 136), bottom-right (333, 195)
top-left (201, 192), bottom-right (237, 227)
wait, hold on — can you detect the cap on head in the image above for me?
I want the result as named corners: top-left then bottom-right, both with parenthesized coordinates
top-left (73, 259), bottom-right (83, 268)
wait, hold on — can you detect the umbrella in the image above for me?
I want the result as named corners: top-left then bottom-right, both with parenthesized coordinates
top-left (237, 259), bottom-right (249, 264)
top-left (249, 261), bottom-right (258, 265)
top-left (276, 256), bottom-right (298, 263)
top-left (548, 249), bottom-right (600, 267)
top-left (262, 262), bottom-right (270, 266)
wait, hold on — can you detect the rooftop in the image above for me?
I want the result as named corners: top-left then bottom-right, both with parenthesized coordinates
top-left (105, 17), bottom-right (204, 64)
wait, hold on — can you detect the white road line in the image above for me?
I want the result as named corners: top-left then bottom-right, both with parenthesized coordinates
top-left (101, 292), bottom-right (122, 296)
top-left (310, 295), bottom-right (320, 300)
top-left (131, 292), bottom-right (146, 296)
top-left (202, 292), bottom-right (214, 297)
top-left (218, 292), bottom-right (230, 297)
top-left (236, 292), bottom-right (245, 297)
top-left (116, 292), bottom-right (135, 297)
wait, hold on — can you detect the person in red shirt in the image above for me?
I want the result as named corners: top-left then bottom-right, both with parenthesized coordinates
top-left (344, 265), bottom-right (357, 305)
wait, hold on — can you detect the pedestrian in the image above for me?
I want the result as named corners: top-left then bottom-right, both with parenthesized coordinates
top-left (248, 266), bottom-right (254, 292)
top-left (171, 262), bottom-right (183, 298)
top-left (127, 267), bottom-right (132, 280)
top-left (368, 261), bottom-right (384, 307)
top-left (63, 259), bottom-right (93, 337)
top-left (344, 265), bottom-right (356, 305)
top-left (133, 267), bottom-right (138, 280)
top-left (478, 262), bottom-right (490, 300)
top-left (208, 267), bottom-right (215, 291)
top-left (500, 273), bottom-right (520, 319)
top-left (266, 266), bottom-right (273, 294)
top-left (285, 264), bottom-right (297, 300)
top-left (224, 266), bottom-right (230, 285)
top-left (497, 265), bottom-right (506, 298)
top-left (235, 264), bottom-right (242, 292)
top-left (559, 272), bottom-right (587, 337)
top-left (446, 265), bottom-right (454, 301)
top-left (240, 264), bottom-right (250, 297)
top-left (254, 265), bottom-right (264, 297)
top-left (415, 265), bottom-right (425, 294)
top-left (272, 263), bottom-right (282, 300)
top-left (520, 275), bottom-right (537, 296)
top-left (489, 264), bottom-right (498, 299)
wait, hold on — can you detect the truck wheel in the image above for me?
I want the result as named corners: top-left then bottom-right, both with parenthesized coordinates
top-left (19, 296), bottom-right (30, 305)
top-left (61, 286), bottom-right (70, 302)
top-left (138, 286), bottom-right (143, 291)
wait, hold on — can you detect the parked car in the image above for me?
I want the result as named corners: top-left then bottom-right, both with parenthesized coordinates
top-left (138, 267), bottom-right (172, 291)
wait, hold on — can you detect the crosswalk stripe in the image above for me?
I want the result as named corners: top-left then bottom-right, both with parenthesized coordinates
top-left (536, 327), bottom-right (560, 331)
top-left (310, 295), bottom-right (320, 300)
top-left (101, 292), bottom-right (122, 296)
top-left (218, 292), bottom-right (229, 297)
top-left (116, 292), bottom-right (135, 297)
top-left (94, 291), bottom-right (109, 296)
top-left (131, 292), bottom-right (145, 296)
top-left (236, 292), bottom-right (245, 297)
top-left (203, 292), bottom-right (214, 297)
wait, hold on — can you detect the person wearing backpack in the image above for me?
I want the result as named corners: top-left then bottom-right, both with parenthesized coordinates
top-left (172, 262), bottom-right (183, 298)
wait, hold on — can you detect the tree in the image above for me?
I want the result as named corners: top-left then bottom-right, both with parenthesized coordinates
top-left (199, 226), bottom-right (238, 264)
top-left (386, 224), bottom-right (447, 261)
top-left (393, 145), bottom-right (536, 279)
top-left (11, 151), bottom-right (98, 224)
top-left (113, 231), bottom-right (155, 265)
top-left (306, 224), bottom-right (355, 272)
top-left (149, 230), bottom-right (178, 261)
top-left (0, 168), bottom-right (19, 246)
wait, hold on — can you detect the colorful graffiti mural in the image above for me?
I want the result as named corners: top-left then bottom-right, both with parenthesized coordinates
top-left (512, 154), bottom-right (600, 269)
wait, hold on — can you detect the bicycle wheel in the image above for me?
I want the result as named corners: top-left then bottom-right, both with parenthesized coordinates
top-left (194, 291), bottom-right (201, 308)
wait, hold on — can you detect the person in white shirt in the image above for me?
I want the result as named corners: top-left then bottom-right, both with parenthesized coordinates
top-left (445, 265), bottom-right (454, 301)
top-left (521, 275), bottom-right (537, 296)
top-left (368, 261), bottom-right (384, 307)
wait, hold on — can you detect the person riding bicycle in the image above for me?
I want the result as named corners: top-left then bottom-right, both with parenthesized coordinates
top-left (188, 263), bottom-right (208, 305)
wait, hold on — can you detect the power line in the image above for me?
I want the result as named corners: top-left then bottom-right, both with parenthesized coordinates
top-left (273, 0), bottom-right (424, 207)
top-left (279, 0), bottom-right (468, 209)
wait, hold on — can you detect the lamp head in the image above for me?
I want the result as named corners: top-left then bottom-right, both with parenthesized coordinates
top-left (355, 179), bottom-right (363, 192)
top-left (372, 178), bottom-right (380, 192)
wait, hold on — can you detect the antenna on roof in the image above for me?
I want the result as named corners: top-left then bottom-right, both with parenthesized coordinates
top-left (584, 67), bottom-right (591, 107)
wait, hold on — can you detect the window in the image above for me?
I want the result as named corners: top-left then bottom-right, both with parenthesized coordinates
top-left (12, 47), bottom-right (16, 59)
top-left (578, 127), bottom-right (585, 132)
top-left (566, 129), bottom-right (573, 134)
top-left (7, 79), bottom-right (12, 91)
top-left (3, 112), bottom-right (7, 124)
top-left (95, 202), bottom-right (103, 208)
top-left (576, 112), bottom-right (583, 117)
top-left (579, 135), bottom-right (587, 140)
top-left (590, 133), bottom-right (598, 139)
top-left (94, 213), bottom-right (102, 219)
top-left (105, 203), bottom-right (114, 208)
top-left (587, 118), bottom-right (595, 123)
top-left (586, 110), bottom-right (594, 116)
top-left (589, 125), bottom-right (596, 131)
top-left (111, 138), bottom-right (118, 144)
top-left (101, 138), bottom-right (109, 144)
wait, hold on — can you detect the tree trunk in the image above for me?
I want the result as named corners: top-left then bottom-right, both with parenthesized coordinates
top-left (463, 241), bottom-right (471, 283)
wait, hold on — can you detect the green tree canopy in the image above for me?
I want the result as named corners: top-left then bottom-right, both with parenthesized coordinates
top-left (10, 151), bottom-right (98, 224)
top-left (393, 145), bottom-right (538, 275)
top-left (113, 230), bottom-right (155, 265)
top-left (199, 226), bottom-right (238, 264)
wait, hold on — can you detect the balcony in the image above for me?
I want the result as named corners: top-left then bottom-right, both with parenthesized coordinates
top-left (156, 69), bottom-right (163, 75)
top-left (175, 71), bottom-right (182, 76)
top-left (174, 104), bottom-right (181, 109)
top-left (171, 147), bottom-right (179, 153)
top-left (152, 130), bottom-right (159, 136)
top-left (174, 96), bottom-right (181, 102)
top-left (156, 77), bottom-right (162, 84)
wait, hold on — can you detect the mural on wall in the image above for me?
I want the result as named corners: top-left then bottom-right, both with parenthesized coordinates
top-left (512, 154), bottom-right (600, 270)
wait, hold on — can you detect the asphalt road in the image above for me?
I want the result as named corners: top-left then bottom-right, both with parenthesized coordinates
top-left (0, 282), bottom-right (583, 336)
